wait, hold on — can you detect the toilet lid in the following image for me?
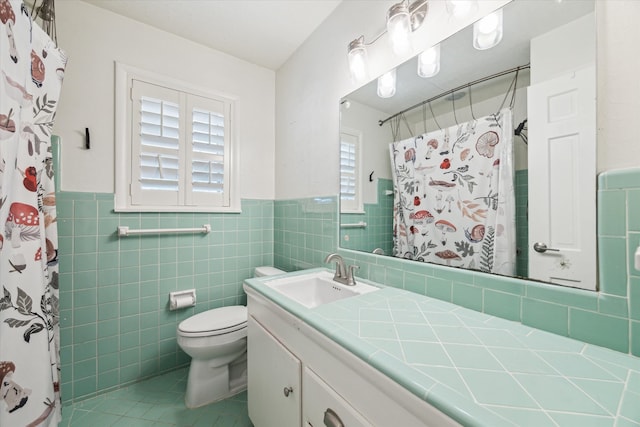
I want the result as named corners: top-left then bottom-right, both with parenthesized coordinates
top-left (178, 306), bottom-right (247, 336)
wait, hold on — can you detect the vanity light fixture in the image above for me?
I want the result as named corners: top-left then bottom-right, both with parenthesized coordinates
top-left (473, 8), bottom-right (503, 50)
top-left (417, 43), bottom-right (440, 78)
top-left (347, 0), bottom-right (428, 81)
top-left (347, 36), bottom-right (369, 83)
top-left (445, 0), bottom-right (478, 18)
top-left (377, 69), bottom-right (397, 98)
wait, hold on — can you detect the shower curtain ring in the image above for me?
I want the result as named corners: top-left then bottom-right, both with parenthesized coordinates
top-left (451, 91), bottom-right (459, 125)
top-left (428, 101), bottom-right (442, 131)
top-left (468, 85), bottom-right (477, 121)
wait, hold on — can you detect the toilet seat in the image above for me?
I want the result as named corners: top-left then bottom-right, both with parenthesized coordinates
top-left (178, 306), bottom-right (247, 338)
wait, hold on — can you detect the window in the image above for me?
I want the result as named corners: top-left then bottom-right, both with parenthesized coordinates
top-left (339, 128), bottom-right (363, 213)
top-left (115, 63), bottom-right (239, 212)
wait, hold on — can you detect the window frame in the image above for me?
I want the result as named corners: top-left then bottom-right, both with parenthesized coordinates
top-left (115, 62), bottom-right (240, 213)
top-left (339, 127), bottom-right (364, 214)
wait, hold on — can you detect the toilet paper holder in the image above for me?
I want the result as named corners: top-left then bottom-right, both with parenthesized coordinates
top-left (169, 289), bottom-right (196, 310)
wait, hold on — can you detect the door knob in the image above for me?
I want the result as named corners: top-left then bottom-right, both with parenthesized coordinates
top-left (283, 386), bottom-right (293, 397)
top-left (533, 242), bottom-right (560, 253)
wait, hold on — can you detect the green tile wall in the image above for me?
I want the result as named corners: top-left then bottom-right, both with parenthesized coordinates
top-left (273, 167), bottom-right (640, 357)
top-left (273, 196), bottom-right (338, 272)
top-left (340, 179), bottom-right (394, 255)
top-left (57, 192), bottom-right (274, 403)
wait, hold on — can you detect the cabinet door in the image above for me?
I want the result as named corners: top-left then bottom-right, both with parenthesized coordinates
top-left (303, 367), bottom-right (372, 427)
top-left (248, 315), bottom-right (301, 427)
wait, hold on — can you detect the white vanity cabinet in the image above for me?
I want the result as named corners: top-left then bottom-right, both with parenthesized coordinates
top-left (248, 315), bottom-right (369, 427)
top-left (245, 287), bottom-right (460, 427)
top-left (248, 316), bottom-right (301, 427)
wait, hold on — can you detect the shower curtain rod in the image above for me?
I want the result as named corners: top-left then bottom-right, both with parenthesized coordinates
top-left (378, 63), bottom-right (531, 127)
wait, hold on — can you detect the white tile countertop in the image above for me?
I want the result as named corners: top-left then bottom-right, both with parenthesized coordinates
top-left (244, 268), bottom-right (640, 426)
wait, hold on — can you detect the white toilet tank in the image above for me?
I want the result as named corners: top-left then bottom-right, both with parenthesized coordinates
top-left (254, 266), bottom-right (285, 277)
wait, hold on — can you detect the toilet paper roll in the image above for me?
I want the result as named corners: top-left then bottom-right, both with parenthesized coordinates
top-left (169, 292), bottom-right (195, 310)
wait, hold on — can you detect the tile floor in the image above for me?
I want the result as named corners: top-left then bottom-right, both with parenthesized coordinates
top-left (60, 368), bottom-right (252, 427)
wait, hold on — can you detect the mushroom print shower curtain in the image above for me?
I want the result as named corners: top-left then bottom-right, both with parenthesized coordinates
top-left (0, 1), bottom-right (66, 426)
top-left (389, 108), bottom-right (516, 275)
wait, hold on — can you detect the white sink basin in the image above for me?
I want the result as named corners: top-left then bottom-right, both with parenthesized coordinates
top-left (263, 270), bottom-right (379, 308)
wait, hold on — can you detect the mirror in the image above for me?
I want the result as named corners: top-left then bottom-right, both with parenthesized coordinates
top-left (339, 0), bottom-right (597, 290)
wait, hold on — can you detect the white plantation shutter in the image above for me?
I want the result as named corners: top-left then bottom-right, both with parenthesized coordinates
top-left (131, 80), bottom-right (183, 206)
top-left (187, 94), bottom-right (230, 206)
top-left (340, 140), bottom-right (356, 199)
top-left (340, 130), bottom-right (362, 212)
top-left (123, 74), bottom-right (235, 211)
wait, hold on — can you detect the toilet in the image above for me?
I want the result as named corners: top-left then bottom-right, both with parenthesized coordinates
top-left (177, 266), bottom-right (284, 408)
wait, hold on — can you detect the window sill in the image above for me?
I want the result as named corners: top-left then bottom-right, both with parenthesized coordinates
top-left (113, 205), bottom-right (242, 214)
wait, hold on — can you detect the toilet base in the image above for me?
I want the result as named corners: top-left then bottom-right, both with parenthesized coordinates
top-left (184, 354), bottom-right (247, 408)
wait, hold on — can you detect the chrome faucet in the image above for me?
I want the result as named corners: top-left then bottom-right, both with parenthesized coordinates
top-left (324, 253), bottom-right (359, 286)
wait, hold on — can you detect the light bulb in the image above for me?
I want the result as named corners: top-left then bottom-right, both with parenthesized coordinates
top-left (473, 9), bottom-right (503, 50)
top-left (477, 12), bottom-right (499, 34)
top-left (417, 44), bottom-right (440, 78)
top-left (377, 69), bottom-right (397, 98)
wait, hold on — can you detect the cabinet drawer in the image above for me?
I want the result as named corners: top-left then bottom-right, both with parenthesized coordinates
top-left (303, 366), bottom-right (371, 427)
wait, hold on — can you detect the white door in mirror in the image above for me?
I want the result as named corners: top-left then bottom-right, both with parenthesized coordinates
top-left (527, 65), bottom-right (596, 290)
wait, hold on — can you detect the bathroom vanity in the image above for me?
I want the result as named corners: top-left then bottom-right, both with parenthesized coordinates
top-left (244, 269), bottom-right (640, 426)
top-left (245, 281), bottom-right (456, 426)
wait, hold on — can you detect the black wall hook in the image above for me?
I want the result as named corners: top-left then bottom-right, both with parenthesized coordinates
top-left (85, 128), bottom-right (90, 149)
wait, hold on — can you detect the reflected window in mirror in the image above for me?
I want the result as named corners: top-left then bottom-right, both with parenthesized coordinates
top-left (340, 128), bottom-right (363, 214)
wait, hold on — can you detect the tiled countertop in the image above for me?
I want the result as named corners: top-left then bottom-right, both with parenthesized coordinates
top-left (245, 269), bottom-right (640, 427)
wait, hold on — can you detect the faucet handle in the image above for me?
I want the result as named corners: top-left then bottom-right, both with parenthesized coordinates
top-left (346, 265), bottom-right (359, 286)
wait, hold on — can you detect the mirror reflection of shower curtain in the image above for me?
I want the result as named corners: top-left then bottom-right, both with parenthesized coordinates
top-left (389, 108), bottom-right (516, 275)
top-left (0, 2), bottom-right (67, 426)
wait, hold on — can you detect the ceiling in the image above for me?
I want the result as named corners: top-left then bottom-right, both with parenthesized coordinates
top-left (81, 0), bottom-right (342, 70)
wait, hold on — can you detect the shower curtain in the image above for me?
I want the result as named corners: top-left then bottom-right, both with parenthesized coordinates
top-left (389, 108), bottom-right (515, 275)
top-left (0, 1), bottom-right (66, 425)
